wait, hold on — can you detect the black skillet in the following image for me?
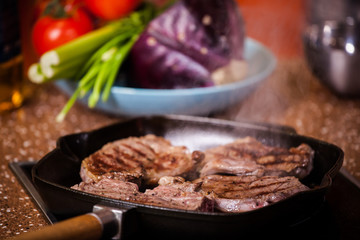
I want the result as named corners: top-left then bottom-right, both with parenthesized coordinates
top-left (27, 115), bottom-right (343, 239)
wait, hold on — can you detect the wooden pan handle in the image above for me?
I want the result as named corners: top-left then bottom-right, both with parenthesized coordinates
top-left (13, 209), bottom-right (118, 240)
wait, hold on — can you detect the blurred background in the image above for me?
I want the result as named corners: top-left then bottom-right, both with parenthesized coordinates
top-left (1, 0), bottom-right (360, 239)
top-left (237, 0), bottom-right (305, 59)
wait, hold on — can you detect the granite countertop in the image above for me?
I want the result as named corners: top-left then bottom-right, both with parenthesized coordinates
top-left (1, 59), bottom-right (360, 238)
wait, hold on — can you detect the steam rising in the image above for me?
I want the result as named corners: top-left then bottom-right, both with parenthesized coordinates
top-left (221, 60), bottom-right (313, 125)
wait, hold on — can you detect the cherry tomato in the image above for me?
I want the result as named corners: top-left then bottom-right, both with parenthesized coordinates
top-left (84, 0), bottom-right (141, 20)
top-left (32, 7), bottom-right (93, 55)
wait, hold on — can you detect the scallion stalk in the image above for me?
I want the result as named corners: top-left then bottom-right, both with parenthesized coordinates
top-left (42, 54), bottom-right (89, 79)
top-left (28, 63), bottom-right (45, 84)
top-left (55, 87), bottom-right (81, 122)
top-left (102, 35), bottom-right (139, 102)
top-left (87, 48), bottom-right (117, 108)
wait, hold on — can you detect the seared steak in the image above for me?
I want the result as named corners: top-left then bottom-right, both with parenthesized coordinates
top-left (195, 174), bottom-right (309, 212)
top-left (72, 178), bottom-right (141, 200)
top-left (80, 135), bottom-right (202, 185)
top-left (200, 137), bottom-right (314, 179)
top-left (144, 176), bottom-right (214, 212)
top-left (73, 134), bottom-right (313, 213)
top-left (72, 176), bottom-right (214, 211)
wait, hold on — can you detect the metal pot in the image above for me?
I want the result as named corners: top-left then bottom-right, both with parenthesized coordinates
top-left (303, 18), bottom-right (360, 97)
top-left (304, 0), bottom-right (360, 97)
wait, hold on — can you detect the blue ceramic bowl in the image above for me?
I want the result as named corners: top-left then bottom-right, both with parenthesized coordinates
top-left (55, 38), bottom-right (276, 117)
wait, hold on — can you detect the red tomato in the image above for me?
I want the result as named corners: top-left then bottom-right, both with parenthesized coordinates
top-left (84, 0), bottom-right (141, 20)
top-left (32, 8), bottom-right (93, 55)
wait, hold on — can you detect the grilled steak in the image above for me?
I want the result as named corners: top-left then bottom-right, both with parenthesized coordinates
top-left (80, 134), bottom-right (202, 185)
top-left (72, 178), bottom-right (141, 200)
top-left (73, 134), bottom-right (313, 213)
top-left (72, 177), bottom-right (214, 211)
top-left (144, 176), bottom-right (214, 212)
top-left (200, 137), bottom-right (314, 179)
top-left (195, 174), bottom-right (309, 212)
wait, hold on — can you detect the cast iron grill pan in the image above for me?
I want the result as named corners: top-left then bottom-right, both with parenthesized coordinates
top-left (32, 115), bottom-right (344, 239)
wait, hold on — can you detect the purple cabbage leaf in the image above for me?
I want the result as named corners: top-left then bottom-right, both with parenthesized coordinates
top-left (129, 0), bottom-right (247, 89)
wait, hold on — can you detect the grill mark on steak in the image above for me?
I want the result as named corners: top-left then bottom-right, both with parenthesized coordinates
top-left (195, 174), bottom-right (308, 212)
top-left (121, 141), bottom-right (156, 164)
top-left (200, 137), bottom-right (314, 179)
top-left (115, 141), bottom-right (156, 167)
top-left (89, 143), bottom-right (145, 170)
top-left (81, 134), bottom-right (198, 186)
top-left (111, 147), bottom-right (144, 169)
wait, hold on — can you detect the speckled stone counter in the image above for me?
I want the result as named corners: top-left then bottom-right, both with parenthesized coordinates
top-left (0, 85), bottom-right (118, 238)
top-left (1, 59), bottom-right (360, 238)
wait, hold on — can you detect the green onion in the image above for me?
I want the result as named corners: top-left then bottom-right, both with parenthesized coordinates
top-left (28, 63), bottom-right (45, 84)
top-left (102, 35), bottom-right (139, 102)
top-left (87, 48), bottom-right (117, 108)
top-left (55, 87), bottom-right (83, 123)
top-left (42, 54), bottom-right (88, 79)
